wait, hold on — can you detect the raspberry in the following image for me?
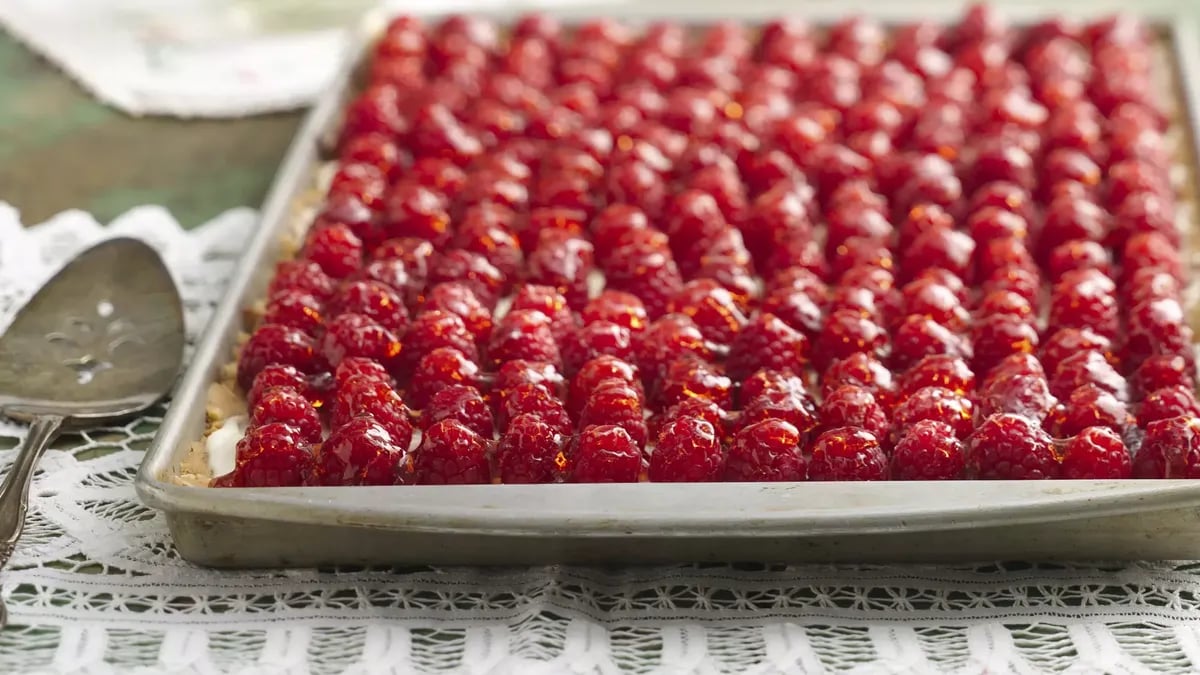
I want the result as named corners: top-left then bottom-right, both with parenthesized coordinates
top-left (582, 290), bottom-right (649, 333)
top-left (808, 427), bottom-right (888, 481)
top-left (982, 267), bottom-right (1041, 309)
top-left (975, 237), bottom-right (1037, 283)
top-left (247, 364), bottom-right (312, 410)
top-left (561, 321), bottom-right (635, 375)
top-left (212, 431), bottom-right (313, 488)
top-left (981, 353), bottom-right (1046, 389)
top-left (966, 413), bottom-right (1060, 479)
top-left (1047, 240), bottom-right (1112, 283)
top-left (820, 352), bottom-right (897, 409)
top-left (1133, 415), bottom-right (1200, 478)
top-left (238, 324), bottom-right (323, 391)
top-left (427, 249), bottom-right (507, 306)
top-left (890, 314), bottom-right (970, 372)
top-left (667, 279), bottom-right (749, 345)
top-left (1126, 268), bottom-right (1182, 307)
top-left (591, 204), bottom-right (651, 260)
top-left (455, 205), bottom-right (524, 278)
top-left (819, 384), bottom-right (890, 441)
top-left (333, 279), bottom-right (410, 334)
top-left (889, 420), bottom-right (966, 480)
top-left (413, 419), bottom-right (491, 485)
top-left (899, 354), bottom-right (975, 398)
top-left (635, 315), bottom-right (714, 383)
top-left (263, 290), bottom-right (325, 336)
top-left (334, 357), bottom-right (393, 389)
top-left (383, 182), bottom-right (452, 246)
top-left (814, 309), bottom-right (888, 370)
top-left (421, 384), bottom-right (493, 438)
top-left (1060, 427), bottom-right (1132, 479)
top-left (979, 372), bottom-right (1056, 423)
top-left (892, 386), bottom-right (975, 440)
top-left (580, 379), bottom-right (648, 447)
top-left (970, 314), bottom-right (1038, 377)
top-left (569, 425), bottom-right (642, 483)
top-left (727, 313), bottom-right (811, 381)
top-left (767, 266), bottom-right (829, 300)
top-left (974, 290), bottom-right (1034, 325)
top-left (525, 232), bottom-right (595, 309)
top-left (320, 313), bottom-right (401, 373)
top-left (304, 223), bottom-right (364, 279)
top-left (739, 386), bottom-right (820, 436)
top-left (656, 357), bottom-right (733, 410)
top-left (648, 417), bottom-right (724, 482)
top-left (760, 287), bottom-right (824, 338)
top-left (1049, 350), bottom-right (1127, 402)
top-left (1139, 385), bottom-right (1200, 426)
top-left (511, 284), bottom-right (577, 341)
top-left (898, 204), bottom-right (955, 251)
top-left (966, 206), bottom-right (1030, 243)
top-left (1125, 298), bottom-right (1195, 367)
top-left (1123, 232), bottom-right (1183, 283)
top-left (723, 419), bottom-right (806, 481)
top-left (498, 383), bottom-right (573, 435)
top-left (1048, 279), bottom-right (1119, 339)
top-left (495, 359), bottom-right (566, 404)
top-left (830, 237), bottom-right (895, 280)
top-left (232, 422), bottom-right (311, 468)
top-left (486, 309), bottom-right (561, 369)
top-left (1051, 384), bottom-right (1130, 437)
top-left (330, 375), bottom-right (415, 450)
top-left (901, 278), bottom-right (969, 332)
top-left (373, 238), bottom-right (436, 285)
top-left (1133, 356), bottom-right (1196, 400)
top-left (250, 387), bottom-right (323, 443)
top-left (422, 282), bottom-right (493, 345)
top-left (1039, 328), bottom-right (1115, 375)
top-left (652, 397), bottom-right (729, 441)
top-left (602, 243), bottom-right (684, 318)
top-left (268, 260), bottom-right (335, 303)
top-left (406, 347), bottom-right (481, 410)
top-left (495, 413), bottom-right (567, 484)
top-left (902, 227), bottom-right (974, 282)
top-left (314, 417), bottom-right (403, 486)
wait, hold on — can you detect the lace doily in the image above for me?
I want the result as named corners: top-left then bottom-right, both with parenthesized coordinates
top-left (3, 202), bottom-right (1200, 674)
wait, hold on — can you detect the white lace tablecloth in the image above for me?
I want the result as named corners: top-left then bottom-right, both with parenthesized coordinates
top-left (4, 203), bottom-right (1200, 673)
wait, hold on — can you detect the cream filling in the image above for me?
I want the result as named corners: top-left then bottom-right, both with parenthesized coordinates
top-left (206, 415), bottom-right (248, 478)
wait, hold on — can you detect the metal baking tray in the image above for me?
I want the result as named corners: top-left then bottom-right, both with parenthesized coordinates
top-left (136, 6), bottom-right (1200, 566)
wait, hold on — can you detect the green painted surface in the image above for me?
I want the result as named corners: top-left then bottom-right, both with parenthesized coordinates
top-left (0, 33), bottom-right (302, 229)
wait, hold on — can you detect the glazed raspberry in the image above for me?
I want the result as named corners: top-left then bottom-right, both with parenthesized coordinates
top-left (426, 249), bottom-right (507, 306)
top-left (1139, 385), bottom-right (1200, 426)
top-left (818, 385), bottom-right (890, 442)
top-left (966, 207), bottom-right (1030, 243)
top-left (740, 368), bottom-right (807, 404)
top-left (829, 237), bottom-right (895, 281)
top-left (421, 384), bottom-right (494, 438)
top-left (902, 227), bottom-right (974, 282)
top-left (250, 387), bottom-right (323, 443)
top-left (892, 386), bottom-right (975, 440)
top-left (966, 414), bottom-right (1060, 480)
top-left (814, 309), bottom-right (888, 371)
top-left (213, 435), bottom-right (313, 488)
top-left (662, 190), bottom-right (729, 255)
top-left (970, 314), bottom-right (1038, 377)
top-left (1049, 350), bottom-right (1127, 401)
top-left (590, 204), bottom-right (651, 260)
top-left (238, 324), bottom-right (323, 391)
top-left (739, 386), bottom-right (820, 437)
top-left (1048, 282), bottom-right (1118, 340)
top-left (1132, 356), bottom-right (1196, 400)
top-left (969, 181), bottom-right (1034, 222)
top-left (837, 266), bottom-right (898, 307)
top-left (334, 357), bottom-right (392, 390)
top-left (569, 425), bottom-right (642, 483)
top-left (635, 315), bottom-right (714, 383)
top-left (561, 321), bottom-right (635, 375)
top-left (656, 357), bottom-right (733, 410)
top-left (495, 413), bottom-right (567, 484)
top-left (648, 417), bottom-right (724, 482)
top-left (1134, 415), bottom-right (1200, 478)
top-left (566, 355), bottom-right (640, 415)
top-left (974, 237), bottom-right (1037, 283)
top-left (498, 382), bottom-right (572, 435)
top-left (495, 359), bottom-right (565, 402)
top-left (248, 364), bottom-right (312, 409)
top-left (263, 290), bottom-right (325, 336)
top-left (304, 223), bottom-right (364, 279)
top-left (320, 313), bottom-right (401, 373)
top-left (268, 260), bottom-right (336, 303)
top-left (1060, 427), bottom-right (1132, 479)
top-left (899, 355), bottom-right (975, 398)
top-left (828, 286), bottom-right (888, 325)
top-left (420, 282), bottom-right (490, 344)
top-left (982, 267), bottom-right (1041, 309)
top-left (455, 205), bottom-right (523, 277)
top-left (1046, 240), bottom-right (1112, 284)
top-left (486, 309), bottom-right (561, 369)
top-left (578, 292), bottom-right (645, 335)
top-left (330, 375), bottom-right (414, 450)
top-left (327, 164), bottom-right (387, 213)
top-left (233, 421), bottom-right (312, 470)
top-left (1125, 298), bottom-right (1196, 367)
top-left (727, 313), bottom-right (810, 381)
top-left (510, 284), bottom-right (576, 341)
top-left (978, 370), bottom-right (1056, 422)
top-left (580, 379), bottom-right (648, 448)
top-left (760, 287), bottom-right (824, 338)
top-left (667, 279), bottom-right (749, 345)
top-left (981, 353), bottom-right (1046, 390)
top-left (314, 417), bottom-right (402, 486)
top-left (652, 397), bottom-right (729, 441)
top-left (723, 419), bottom-right (806, 481)
top-left (901, 279), bottom-right (969, 332)
top-left (825, 203), bottom-right (893, 254)
top-left (889, 420), bottom-right (966, 480)
top-left (525, 232), bottom-right (595, 309)
top-left (407, 347), bottom-right (481, 410)
top-left (333, 279), bottom-right (410, 335)
top-left (373, 237), bottom-right (436, 283)
top-left (820, 353), bottom-right (897, 409)
top-left (602, 243), bottom-right (684, 318)
top-left (383, 182), bottom-right (452, 246)
top-left (808, 427), bottom-right (888, 481)
top-left (1039, 328), bottom-right (1114, 375)
top-left (413, 419), bottom-right (491, 485)
top-left (890, 315), bottom-right (970, 372)
top-left (340, 133), bottom-right (402, 180)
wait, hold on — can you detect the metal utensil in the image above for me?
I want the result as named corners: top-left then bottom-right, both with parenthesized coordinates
top-left (0, 237), bottom-right (185, 627)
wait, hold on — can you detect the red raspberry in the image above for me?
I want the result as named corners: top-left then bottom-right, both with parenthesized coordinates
top-left (767, 266), bottom-right (829, 300)
top-left (890, 315), bottom-right (970, 372)
top-left (666, 279), bottom-right (749, 345)
top-left (815, 309), bottom-right (888, 370)
top-left (820, 353), bottom-right (897, 409)
top-left (830, 237), bottom-right (895, 281)
top-left (333, 279), bottom-right (410, 335)
top-left (314, 417), bottom-right (402, 486)
top-left (580, 379), bottom-right (647, 448)
top-left (304, 223), bottom-right (364, 279)
top-left (250, 387), bottom-right (323, 443)
top-left (383, 182), bottom-right (452, 246)
top-left (966, 413), bottom-right (1060, 479)
top-left (966, 206), bottom-right (1030, 243)
top-left (892, 386), bottom-right (975, 440)
top-left (407, 347), bottom-right (481, 410)
top-left (808, 427), bottom-right (888, 481)
top-left (970, 314), bottom-right (1038, 377)
top-left (727, 313), bottom-right (810, 381)
top-left (969, 181), bottom-right (1035, 224)
top-left (569, 356), bottom-right (641, 417)
top-left (818, 385), bottom-right (890, 442)
top-left (415, 376), bottom-right (492, 439)
top-left (455, 205), bottom-right (524, 278)
top-left (561, 321), bottom-right (635, 375)
top-left (1060, 427), bottom-right (1132, 479)
top-left (334, 357), bottom-right (392, 390)
top-left (404, 311), bottom-right (479, 372)
top-left (422, 282), bottom-right (493, 345)
top-left (1047, 240), bottom-right (1112, 283)
top-left (899, 354), bottom-right (975, 398)
top-left (582, 290), bottom-right (649, 333)
top-left (327, 163), bottom-right (387, 213)
top-left (1048, 282), bottom-right (1119, 340)
top-left (212, 431), bottom-right (313, 488)
top-left (525, 232), bottom-right (595, 310)
top-left (373, 237), bottom-right (436, 284)
top-left (897, 204), bottom-right (954, 251)
top-left (1133, 415), bottom-right (1200, 478)
top-left (979, 373), bottom-right (1056, 423)
top-left (652, 397), bottom-right (729, 441)
top-left (1050, 384), bottom-right (1129, 437)
top-left (760, 287), bottom-right (824, 338)
top-left (982, 353), bottom-right (1046, 389)
top-left (263, 290), bottom-right (325, 336)
top-left (901, 278), bottom-right (969, 332)
top-left (330, 374), bottom-right (414, 448)
top-left (1133, 356), bottom-right (1196, 400)
top-left (723, 419), bottom-right (806, 481)
top-left (838, 265), bottom-right (899, 306)
top-left (663, 190), bottom-right (729, 256)
top-left (498, 383), bottom-right (572, 435)
top-left (974, 290), bottom-right (1034, 325)
top-left (889, 419), bottom-right (965, 480)
top-left (591, 204), bottom-right (651, 260)
top-left (1126, 268), bottom-right (1182, 307)
top-left (247, 364), bottom-right (312, 410)
top-left (232, 421), bottom-right (312, 469)
top-left (521, 206), bottom-right (588, 251)
top-left (268, 260), bottom-right (336, 303)
top-left (741, 369), bottom-right (807, 405)
top-left (413, 419), bottom-right (491, 485)
top-left (495, 413), bottom-right (567, 484)
top-left (982, 267), bottom-right (1041, 309)
top-left (1049, 350), bottom-right (1127, 402)
top-left (648, 417), bottom-right (723, 482)
top-left (320, 313), bottom-right (401, 373)
top-left (1125, 298), bottom-right (1195, 367)
top-left (511, 284), bottom-right (577, 341)
top-left (427, 249), bottom-right (507, 306)
top-left (602, 243), bottom-right (684, 318)
top-left (340, 84), bottom-right (408, 141)
top-left (569, 425), bottom-right (642, 483)
top-left (739, 386), bottom-right (819, 437)
top-left (238, 324), bottom-right (323, 391)
top-left (487, 309), bottom-right (561, 369)
top-left (975, 237), bottom-right (1037, 284)
top-left (1139, 385), bottom-right (1200, 426)
top-left (828, 286), bottom-right (890, 324)
top-left (635, 315), bottom-right (714, 383)
top-left (1039, 328), bottom-right (1115, 375)
top-left (902, 227), bottom-right (974, 282)
top-left (495, 359), bottom-right (566, 404)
